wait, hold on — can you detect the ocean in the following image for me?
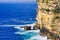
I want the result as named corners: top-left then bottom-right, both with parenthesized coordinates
top-left (0, 3), bottom-right (37, 25)
top-left (0, 3), bottom-right (47, 40)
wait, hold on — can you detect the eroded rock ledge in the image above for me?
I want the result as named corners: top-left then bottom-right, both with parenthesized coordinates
top-left (36, 0), bottom-right (60, 40)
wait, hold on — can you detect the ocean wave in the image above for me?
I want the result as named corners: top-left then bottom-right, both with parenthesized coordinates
top-left (15, 31), bottom-right (27, 35)
top-left (0, 23), bottom-right (47, 40)
top-left (14, 23), bottom-right (47, 40)
top-left (15, 30), bottom-right (47, 40)
top-left (26, 36), bottom-right (47, 40)
top-left (15, 30), bottom-right (40, 35)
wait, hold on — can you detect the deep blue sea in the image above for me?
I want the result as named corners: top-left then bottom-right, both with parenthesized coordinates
top-left (0, 3), bottom-right (47, 40)
top-left (0, 3), bottom-right (37, 25)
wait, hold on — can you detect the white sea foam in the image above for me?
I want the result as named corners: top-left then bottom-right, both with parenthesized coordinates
top-left (15, 30), bottom-right (39, 35)
top-left (0, 22), bottom-right (36, 27)
top-left (15, 29), bottom-right (47, 40)
top-left (14, 22), bottom-right (36, 30)
top-left (15, 32), bottom-right (27, 35)
top-left (26, 36), bottom-right (47, 40)
top-left (0, 22), bottom-right (47, 40)
top-left (26, 30), bottom-right (40, 33)
top-left (14, 26), bottom-right (24, 30)
top-left (14, 23), bottom-right (47, 40)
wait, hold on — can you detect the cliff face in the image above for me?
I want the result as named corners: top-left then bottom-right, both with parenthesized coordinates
top-left (36, 0), bottom-right (60, 40)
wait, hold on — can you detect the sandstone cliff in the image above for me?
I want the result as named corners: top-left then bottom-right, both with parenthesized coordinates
top-left (36, 0), bottom-right (60, 40)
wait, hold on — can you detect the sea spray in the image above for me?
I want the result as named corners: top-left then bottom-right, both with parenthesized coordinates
top-left (14, 24), bottom-right (47, 40)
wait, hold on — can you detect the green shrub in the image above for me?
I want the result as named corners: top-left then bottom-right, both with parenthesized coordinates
top-left (55, 16), bottom-right (60, 19)
top-left (46, 0), bottom-right (49, 3)
top-left (41, 8), bottom-right (50, 12)
top-left (46, 9), bottom-right (50, 12)
top-left (53, 7), bottom-right (60, 13)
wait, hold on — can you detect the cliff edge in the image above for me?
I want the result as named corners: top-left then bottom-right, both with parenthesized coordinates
top-left (36, 0), bottom-right (60, 40)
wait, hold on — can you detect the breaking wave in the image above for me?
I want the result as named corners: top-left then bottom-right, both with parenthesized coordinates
top-left (14, 23), bottom-right (47, 40)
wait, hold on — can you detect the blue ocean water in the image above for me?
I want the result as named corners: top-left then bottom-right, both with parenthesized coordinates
top-left (0, 3), bottom-right (37, 25)
top-left (0, 26), bottom-right (47, 40)
top-left (0, 3), bottom-right (47, 40)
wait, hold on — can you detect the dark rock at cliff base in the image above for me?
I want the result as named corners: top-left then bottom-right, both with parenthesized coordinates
top-left (33, 24), bottom-right (40, 30)
top-left (24, 26), bottom-right (31, 30)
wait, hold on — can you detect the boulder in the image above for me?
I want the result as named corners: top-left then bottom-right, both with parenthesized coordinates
top-left (24, 26), bottom-right (31, 30)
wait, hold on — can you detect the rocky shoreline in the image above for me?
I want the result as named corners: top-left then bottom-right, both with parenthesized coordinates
top-left (24, 23), bottom-right (60, 40)
top-left (24, 0), bottom-right (60, 40)
top-left (36, 0), bottom-right (60, 40)
top-left (24, 23), bottom-right (40, 30)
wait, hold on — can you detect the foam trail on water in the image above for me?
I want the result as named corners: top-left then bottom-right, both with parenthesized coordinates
top-left (15, 31), bottom-right (27, 35)
top-left (14, 22), bottom-right (36, 30)
top-left (15, 30), bottom-right (40, 35)
top-left (14, 26), bottom-right (24, 30)
top-left (14, 23), bottom-right (47, 40)
top-left (15, 29), bottom-right (47, 40)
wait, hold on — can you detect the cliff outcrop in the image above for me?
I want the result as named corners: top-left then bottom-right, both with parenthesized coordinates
top-left (36, 0), bottom-right (60, 40)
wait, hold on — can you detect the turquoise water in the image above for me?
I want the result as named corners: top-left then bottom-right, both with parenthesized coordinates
top-left (0, 26), bottom-right (47, 40)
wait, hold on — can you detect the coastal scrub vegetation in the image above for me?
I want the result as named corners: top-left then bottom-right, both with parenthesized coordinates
top-left (53, 7), bottom-right (60, 13)
top-left (41, 8), bottom-right (50, 13)
top-left (46, 0), bottom-right (49, 3)
top-left (55, 16), bottom-right (60, 19)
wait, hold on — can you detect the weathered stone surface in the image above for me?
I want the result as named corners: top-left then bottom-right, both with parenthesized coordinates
top-left (33, 24), bottom-right (40, 30)
top-left (36, 0), bottom-right (60, 40)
